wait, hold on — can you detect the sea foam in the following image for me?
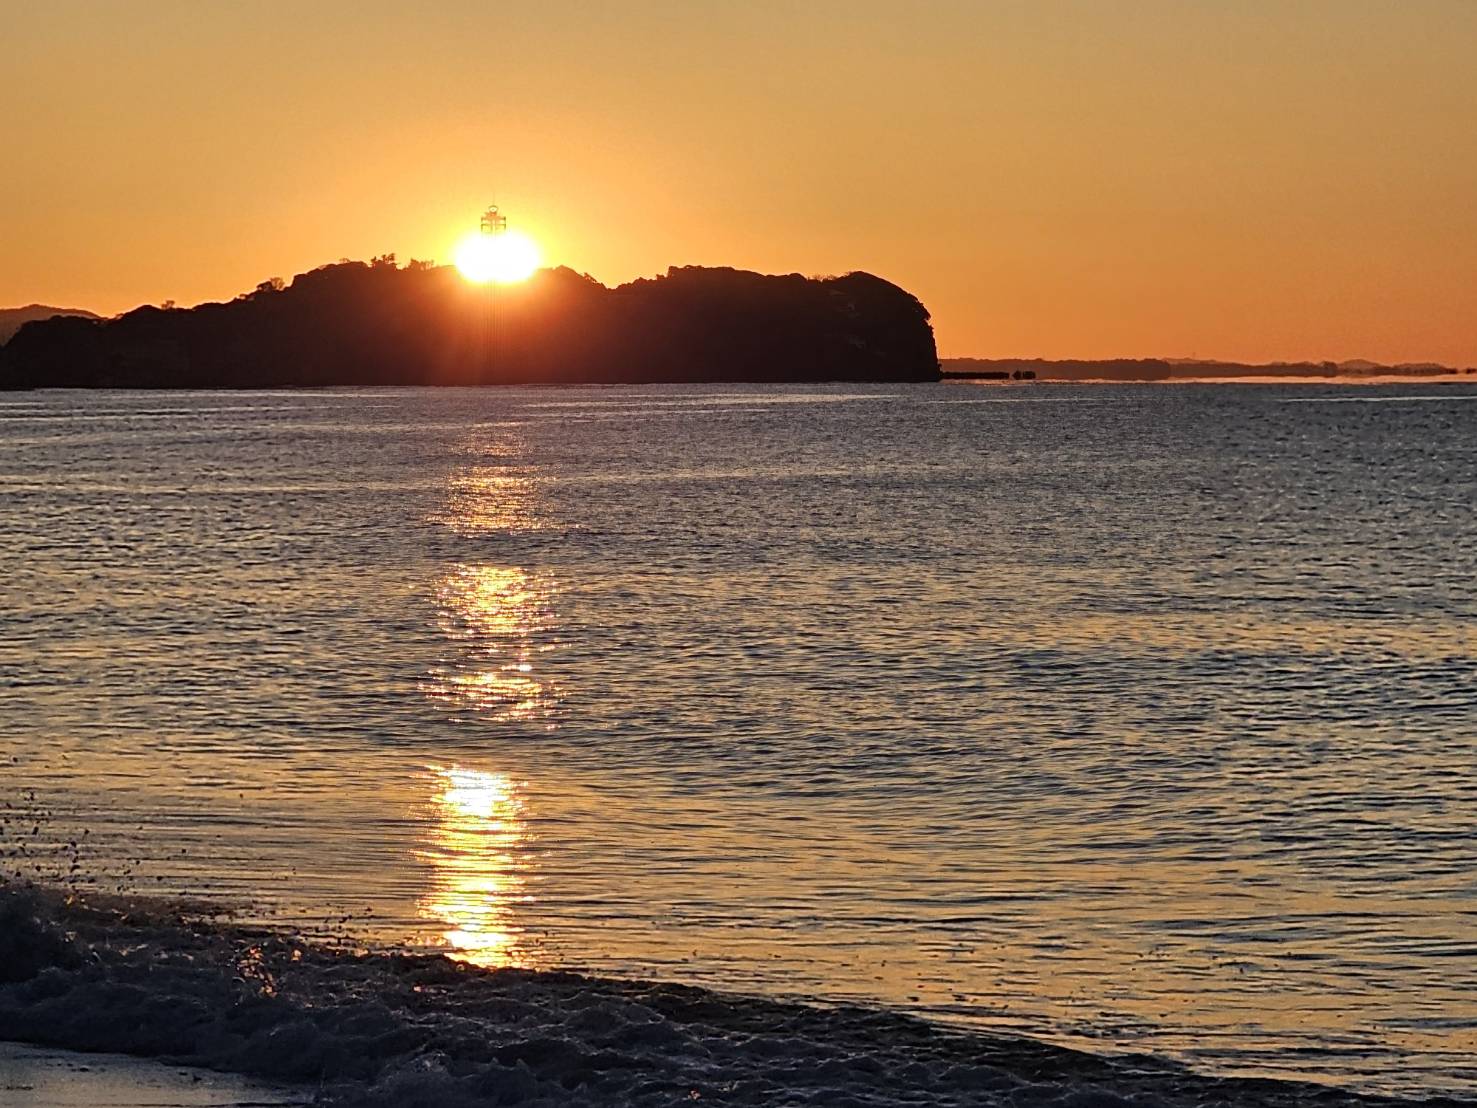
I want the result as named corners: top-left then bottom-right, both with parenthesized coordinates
top-left (0, 882), bottom-right (1450, 1108)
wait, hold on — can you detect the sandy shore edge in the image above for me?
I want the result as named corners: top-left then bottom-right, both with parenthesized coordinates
top-left (0, 1040), bottom-right (310, 1107)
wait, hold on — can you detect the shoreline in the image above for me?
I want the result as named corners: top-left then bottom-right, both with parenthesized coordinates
top-left (3, 882), bottom-right (1470, 1108)
top-left (0, 1040), bottom-right (309, 1107)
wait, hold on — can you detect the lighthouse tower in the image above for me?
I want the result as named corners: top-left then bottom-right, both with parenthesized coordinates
top-left (480, 205), bottom-right (508, 236)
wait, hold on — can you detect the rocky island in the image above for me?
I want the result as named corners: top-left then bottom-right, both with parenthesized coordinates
top-left (0, 259), bottom-right (939, 389)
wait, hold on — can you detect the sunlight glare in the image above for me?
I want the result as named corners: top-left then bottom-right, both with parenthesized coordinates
top-left (454, 230), bottom-right (541, 284)
top-left (417, 765), bottom-right (530, 968)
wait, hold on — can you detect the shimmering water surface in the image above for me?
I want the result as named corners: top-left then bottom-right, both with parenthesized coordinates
top-left (3, 383), bottom-right (1475, 1096)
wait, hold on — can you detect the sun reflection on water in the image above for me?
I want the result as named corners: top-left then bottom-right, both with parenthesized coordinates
top-left (416, 440), bottom-right (550, 963)
top-left (432, 464), bottom-right (544, 534)
top-left (417, 765), bottom-right (531, 968)
top-left (425, 438), bottom-right (560, 723)
top-left (424, 564), bottom-right (557, 722)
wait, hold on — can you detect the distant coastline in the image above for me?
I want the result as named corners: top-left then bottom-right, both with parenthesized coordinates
top-left (942, 356), bottom-right (1477, 383)
top-left (0, 258), bottom-right (939, 389)
top-left (0, 304), bottom-right (99, 345)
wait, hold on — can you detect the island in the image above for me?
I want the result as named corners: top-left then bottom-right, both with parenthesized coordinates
top-left (0, 259), bottom-right (940, 389)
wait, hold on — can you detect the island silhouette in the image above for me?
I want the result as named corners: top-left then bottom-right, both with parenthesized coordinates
top-left (0, 258), bottom-right (940, 389)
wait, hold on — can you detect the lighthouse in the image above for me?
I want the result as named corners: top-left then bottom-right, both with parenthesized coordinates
top-left (479, 205), bottom-right (508, 237)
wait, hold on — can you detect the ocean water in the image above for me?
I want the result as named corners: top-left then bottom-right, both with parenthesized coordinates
top-left (2, 382), bottom-right (1475, 1098)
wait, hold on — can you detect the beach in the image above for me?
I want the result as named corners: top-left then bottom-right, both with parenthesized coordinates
top-left (0, 1040), bottom-right (305, 1108)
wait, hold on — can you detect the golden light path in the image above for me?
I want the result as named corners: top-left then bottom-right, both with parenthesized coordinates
top-left (424, 562), bottom-right (555, 722)
top-left (423, 448), bottom-right (557, 723)
top-left (414, 441), bottom-right (549, 966)
top-left (417, 765), bottom-right (531, 967)
top-left (453, 230), bottom-right (541, 284)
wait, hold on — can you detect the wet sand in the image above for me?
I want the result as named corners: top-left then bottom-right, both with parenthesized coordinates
top-left (0, 1041), bottom-right (308, 1107)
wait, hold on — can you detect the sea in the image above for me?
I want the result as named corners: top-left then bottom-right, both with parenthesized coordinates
top-left (2, 382), bottom-right (1475, 1101)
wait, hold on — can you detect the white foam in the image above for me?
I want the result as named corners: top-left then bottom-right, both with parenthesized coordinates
top-left (0, 883), bottom-right (1419, 1108)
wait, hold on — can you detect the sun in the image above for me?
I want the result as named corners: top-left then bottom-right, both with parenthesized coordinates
top-left (454, 230), bottom-right (541, 284)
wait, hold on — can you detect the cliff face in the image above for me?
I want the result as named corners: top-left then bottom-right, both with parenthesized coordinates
top-left (0, 261), bottom-right (938, 389)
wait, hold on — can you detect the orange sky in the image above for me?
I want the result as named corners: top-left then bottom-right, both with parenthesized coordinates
top-left (4, 1), bottom-right (1475, 363)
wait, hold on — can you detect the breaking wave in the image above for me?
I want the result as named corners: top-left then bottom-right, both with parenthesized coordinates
top-left (0, 882), bottom-right (1461, 1108)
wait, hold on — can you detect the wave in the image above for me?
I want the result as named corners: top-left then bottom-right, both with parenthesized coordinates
top-left (0, 883), bottom-right (1458, 1108)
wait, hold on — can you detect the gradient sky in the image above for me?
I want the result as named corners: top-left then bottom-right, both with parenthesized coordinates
top-left (4, 1), bottom-right (1476, 362)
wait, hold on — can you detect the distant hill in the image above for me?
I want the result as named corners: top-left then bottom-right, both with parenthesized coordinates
top-left (942, 357), bottom-right (1475, 382)
top-left (0, 259), bottom-right (939, 389)
top-left (0, 305), bottom-right (99, 344)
